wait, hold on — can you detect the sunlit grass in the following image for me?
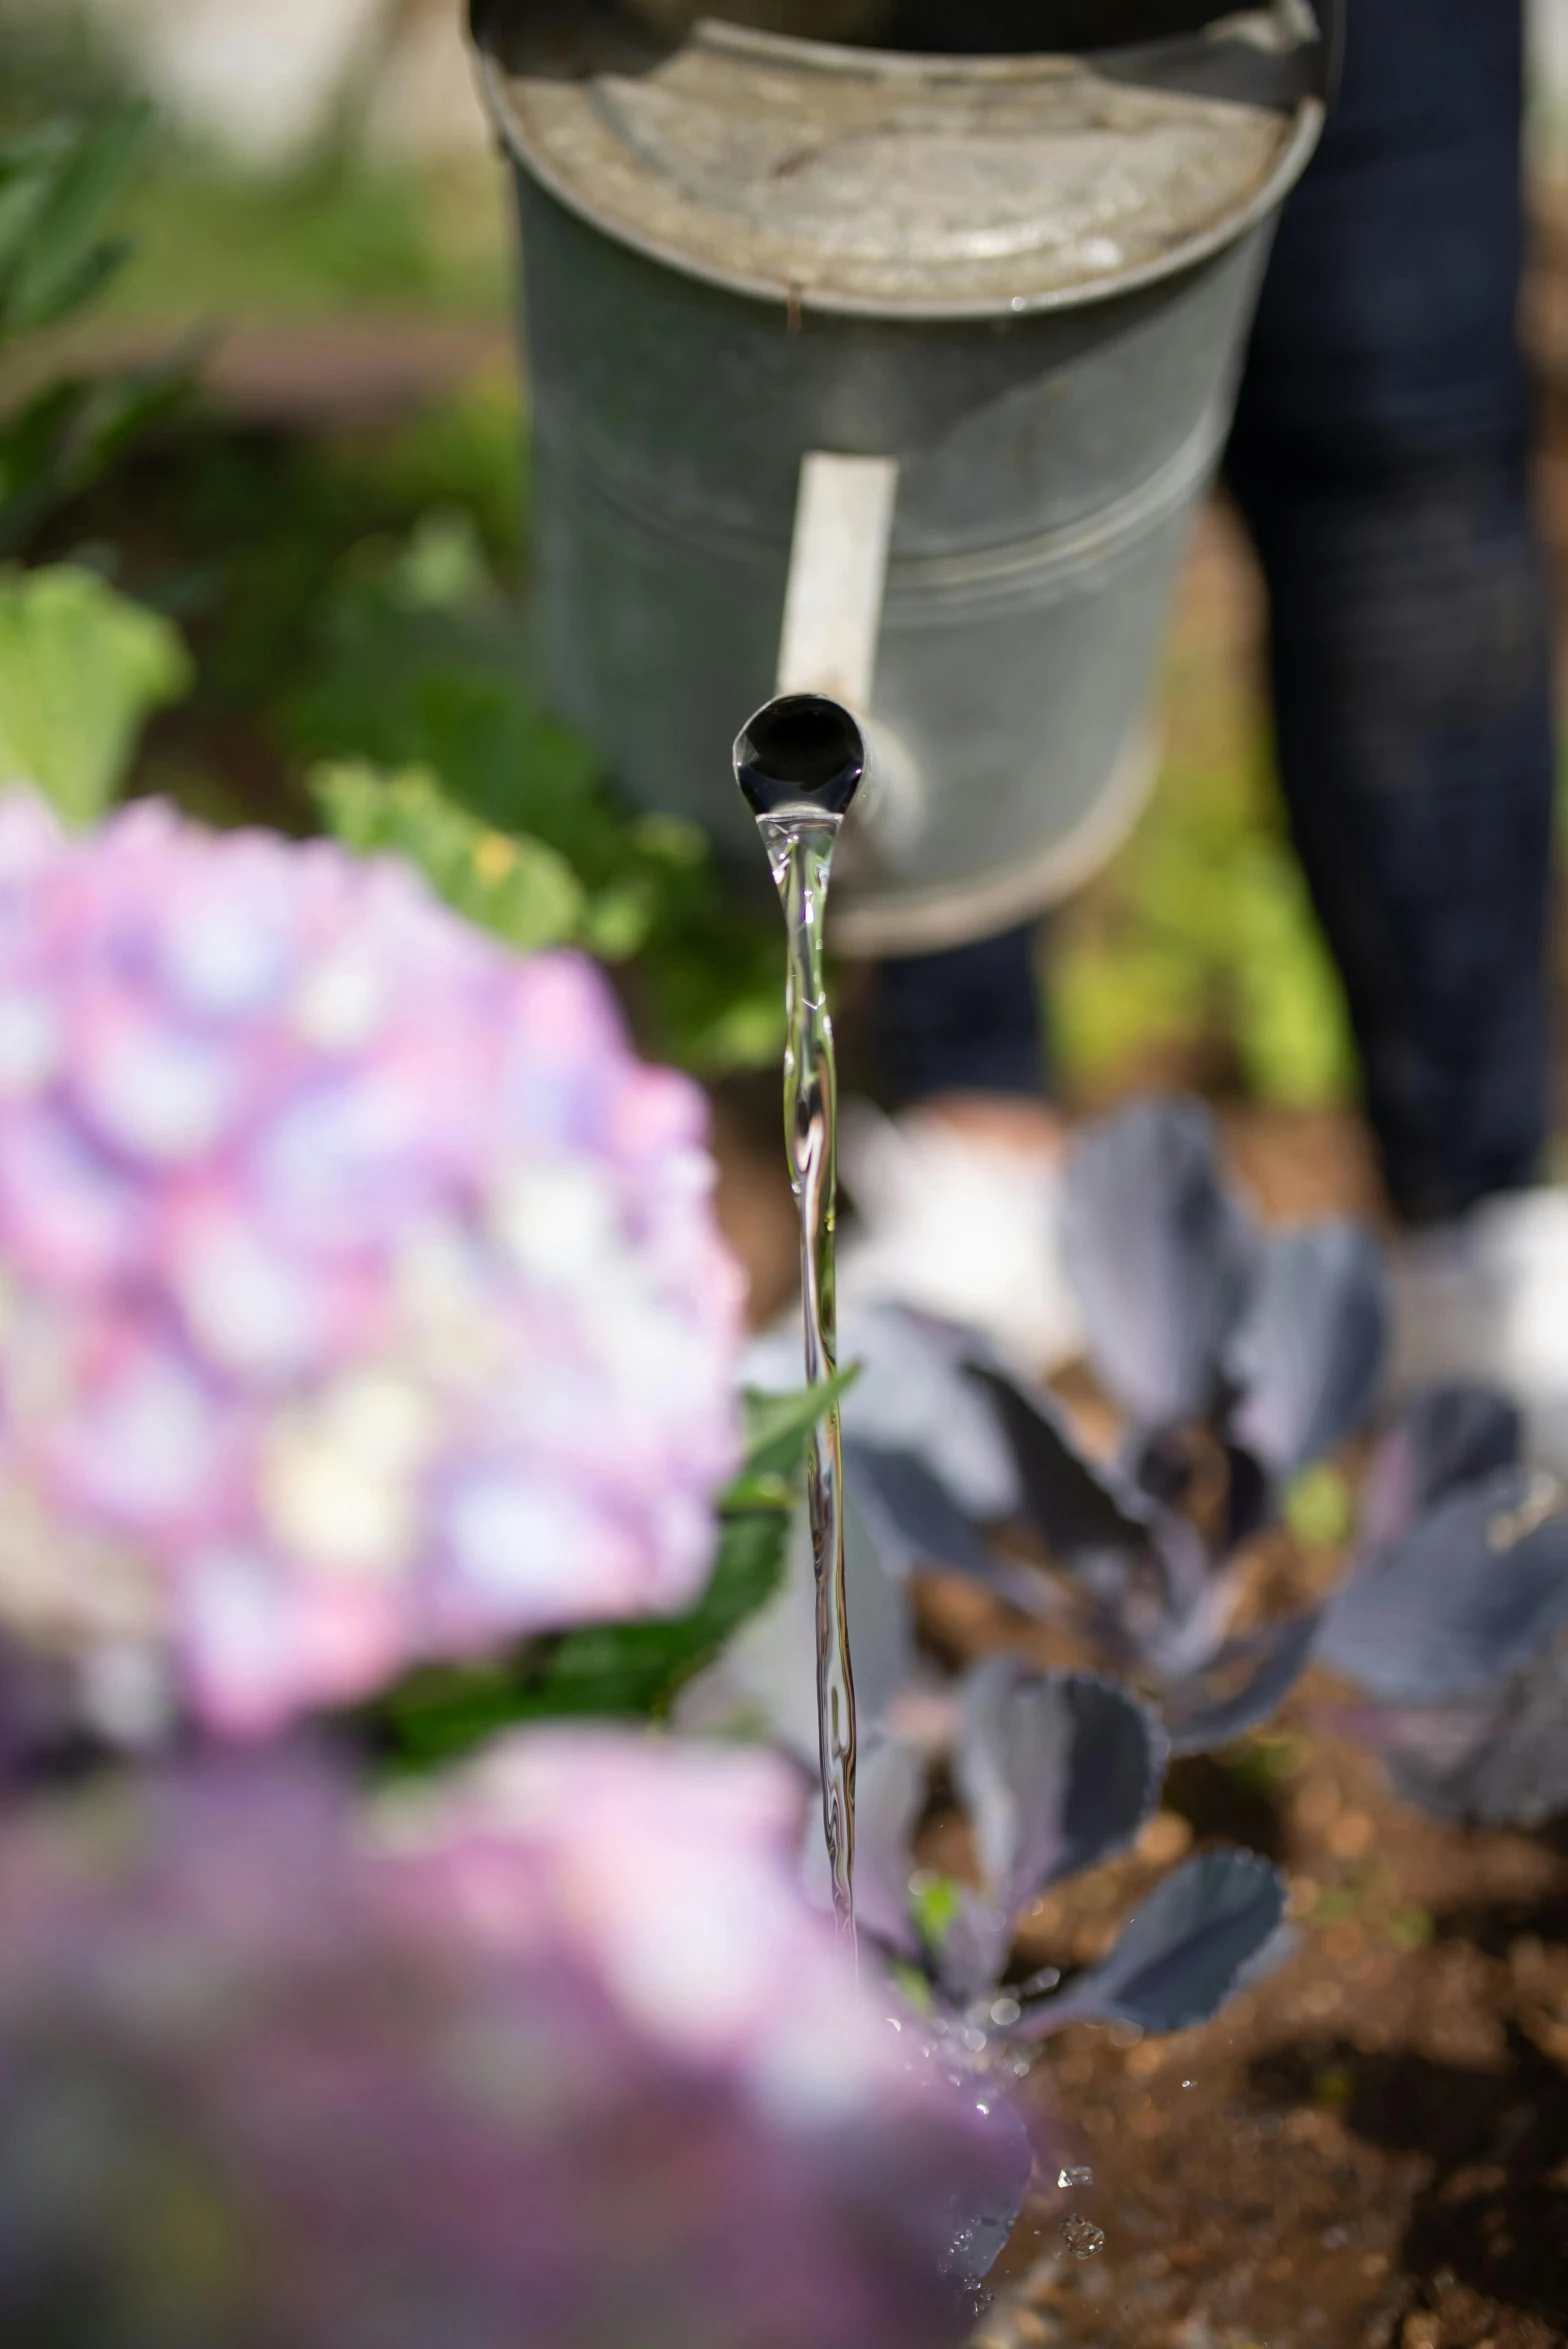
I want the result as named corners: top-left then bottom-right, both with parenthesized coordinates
top-left (1051, 551), bottom-right (1357, 1111)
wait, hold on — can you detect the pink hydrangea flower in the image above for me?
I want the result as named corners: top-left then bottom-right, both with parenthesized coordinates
top-left (0, 1732), bottom-right (1029, 2349)
top-left (0, 791), bottom-right (744, 1732)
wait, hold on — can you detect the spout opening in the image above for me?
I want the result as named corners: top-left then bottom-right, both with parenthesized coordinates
top-left (734, 694), bottom-right (867, 821)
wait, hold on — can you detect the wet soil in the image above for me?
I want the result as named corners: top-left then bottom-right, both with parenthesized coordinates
top-left (969, 1694), bottom-right (1568, 2349)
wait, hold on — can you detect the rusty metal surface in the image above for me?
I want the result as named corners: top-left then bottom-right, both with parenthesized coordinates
top-left (481, 8), bottom-right (1316, 318)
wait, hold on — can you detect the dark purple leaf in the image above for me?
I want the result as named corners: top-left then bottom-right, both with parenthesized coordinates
top-left (939, 2098), bottom-right (1034, 2286)
top-left (1161, 1609), bottom-right (1321, 1754)
top-left (1359, 1383), bottom-right (1523, 1556)
top-left (932, 1885), bottom-right (1016, 2007)
top-left (841, 1305), bottom-right (1022, 1521)
top-left (968, 1376), bottom-right (1229, 1670)
top-left (1126, 1426), bottom-right (1275, 1556)
top-left (1061, 1097), bottom-right (1255, 1426)
top-left (847, 1442), bottom-right (999, 1585)
top-left (847, 1441), bottom-right (1007, 1584)
top-left (1320, 1466), bottom-right (1568, 1703)
top-left (852, 1737), bottom-right (926, 1960)
top-left (1224, 1445), bottom-right (1275, 1550)
top-left (847, 1442), bottom-right (1073, 1629)
top-left (1363, 1629), bottom-right (1568, 1830)
top-left (1023, 1849), bottom-right (1289, 2036)
top-left (954, 1661), bottom-right (1167, 1927)
top-left (969, 1367), bottom-right (1155, 1566)
top-left (1224, 1221), bottom-right (1387, 1474)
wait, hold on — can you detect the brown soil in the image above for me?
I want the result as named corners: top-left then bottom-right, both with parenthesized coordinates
top-left (968, 1702), bottom-right (1568, 2349)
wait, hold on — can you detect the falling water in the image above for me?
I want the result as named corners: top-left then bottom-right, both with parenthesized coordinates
top-left (734, 693), bottom-right (866, 1948)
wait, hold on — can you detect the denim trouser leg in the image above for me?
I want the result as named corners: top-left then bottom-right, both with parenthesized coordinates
top-left (871, 920), bottom-right (1049, 1104)
top-left (1227, 0), bottom-right (1556, 1224)
top-left (875, 0), bottom-right (1557, 1223)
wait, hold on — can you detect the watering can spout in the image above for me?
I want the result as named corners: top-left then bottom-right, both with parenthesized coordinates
top-left (734, 693), bottom-right (866, 824)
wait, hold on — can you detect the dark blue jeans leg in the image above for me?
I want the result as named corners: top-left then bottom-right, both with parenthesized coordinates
top-left (871, 920), bottom-right (1049, 1104)
top-left (872, 0), bottom-right (1555, 1214)
top-left (1228, 0), bottom-right (1557, 1224)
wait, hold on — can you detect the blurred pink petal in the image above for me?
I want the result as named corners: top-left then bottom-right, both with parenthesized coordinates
top-left (0, 801), bottom-right (743, 1733)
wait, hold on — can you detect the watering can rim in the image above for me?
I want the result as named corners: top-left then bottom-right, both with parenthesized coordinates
top-left (473, 8), bottom-right (1328, 324)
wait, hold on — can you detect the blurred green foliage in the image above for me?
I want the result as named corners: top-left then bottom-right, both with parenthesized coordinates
top-left (0, 560), bottom-right (189, 820)
top-left (108, 148), bottom-right (509, 324)
top-left (0, 105), bottom-right (190, 555)
top-left (295, 504), bottom-right (785, 1072)
top-left (0, 108), bottom-right (194, 821)
top-left (1285, 1461), bottom-right (1355, 1550)
top-left (316, 757), bottom-right (588, 950)
top-left (1052, 651), bottom-right (1358, 1110)
top-left (0, 106), bottom-right (145, 337)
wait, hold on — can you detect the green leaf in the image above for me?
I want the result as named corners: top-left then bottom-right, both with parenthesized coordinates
top-left (380, 1503), bottom-right (795, 1769)
top-left (909, 1871), bottom-right (964, 1956)
top-left (741, 1372), bottom-right (857, 1484)
top-left (312, 759), bottom-right (585, 952)
top-left (0, 358), bottom-right (191, 559)
top-left (375, 1382), bottom-right (846, 1768)
top-left (0, 108), bottom-right (150, 340)
top-left (0, 564), bottom-right (191, 824)
top-left (1285, 1462), bottom-right (1353, 1549)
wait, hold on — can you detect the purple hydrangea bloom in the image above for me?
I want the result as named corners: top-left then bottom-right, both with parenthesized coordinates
top-left (0, 791), bottom-right (744, 1733)
top-left (0, 1730), bottom-right (1027, 2349)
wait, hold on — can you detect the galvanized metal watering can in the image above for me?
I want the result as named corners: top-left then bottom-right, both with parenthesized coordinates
top-left (472, 0), bottom-right (1341, 954)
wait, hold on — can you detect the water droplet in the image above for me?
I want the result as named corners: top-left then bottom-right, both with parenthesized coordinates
top-left (1061, 2215), bottom-right (1105, 2261)
top-left (1181, 2078), bottom-right (1197, 2090)
top-left (989, 1995), bottom-right (1022, 2027)
top-left (1057, 2166), bottom-right (1093, 2190)
top-left (962, 2026), bottom-right (989, 2055)
top-left (975, 2101), bottom-right (990, 2116)
top-left (1019, 1964), bottom-right (1061, 1997)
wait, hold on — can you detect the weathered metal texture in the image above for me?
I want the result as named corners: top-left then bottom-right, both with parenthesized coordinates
top-left (475, 5), bottom-right (1328, 952)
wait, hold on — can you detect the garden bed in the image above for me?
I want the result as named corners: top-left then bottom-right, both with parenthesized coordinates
top-left (941, 1615), bottom-right (1568, 2349)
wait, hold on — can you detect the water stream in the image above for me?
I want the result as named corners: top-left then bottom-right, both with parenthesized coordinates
top-left (735, 695), bottom-right (866, 1949)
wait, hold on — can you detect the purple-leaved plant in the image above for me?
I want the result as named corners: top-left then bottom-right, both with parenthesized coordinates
top-left (858, 1659), bottom-right (1290, 2047)
top-left (0, 790), bottom-right (744, 1736)
top-left (831, 1099), bottom-right (1386, 1753)
top-left (1320, 1381), bottom-right (1568, 1826)
top-left (0, 1728), bottom-right (1030, 2348)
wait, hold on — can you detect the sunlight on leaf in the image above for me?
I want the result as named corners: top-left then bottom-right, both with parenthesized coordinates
top-left (909, 1872), bottom-right (965, 1957)
top-left (1285, 1462), bottom-right (1353, 1548)
top-left (313, 759), bottom-right (585, 951)
top-left (0, 564), bottom-right (190, 823)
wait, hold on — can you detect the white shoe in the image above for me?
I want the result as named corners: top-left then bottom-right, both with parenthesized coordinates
top-left (834, 1101), bottom-right (1085, 1378)
top-left (1390, 1188), bottom-right (1568, 1477)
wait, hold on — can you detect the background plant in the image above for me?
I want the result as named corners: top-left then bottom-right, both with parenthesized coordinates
top-left (858, 1658), bottom-right (1289, 2047)
top-left (1320, 1381), bottom-right (1568, 1828)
